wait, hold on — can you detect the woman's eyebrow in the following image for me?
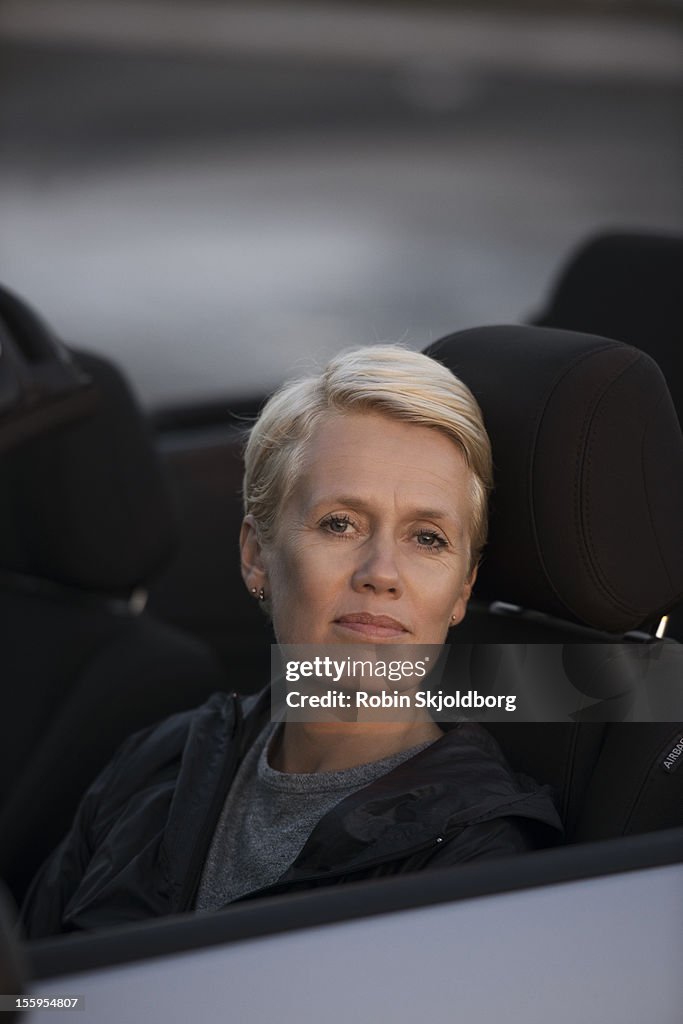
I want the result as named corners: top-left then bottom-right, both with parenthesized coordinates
top-left (307, 494), bottom-right (371, 513)
top-left (414, 508), bottom-right (466, 539)
top-left (412, 507), bottom-right (454, 522)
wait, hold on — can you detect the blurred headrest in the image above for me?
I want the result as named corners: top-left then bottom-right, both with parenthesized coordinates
top-left (0, 283), bottom-right (96, 453)
top-left (534, 230), bottom-right (683, 421)
top-left (425, 325), bottom-right (683, 633)
top-left (0, 294), bottom-right (178, 593)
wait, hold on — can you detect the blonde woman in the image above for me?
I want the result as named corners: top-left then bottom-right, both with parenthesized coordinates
top-left (23, 346), bottom-right (561, 937)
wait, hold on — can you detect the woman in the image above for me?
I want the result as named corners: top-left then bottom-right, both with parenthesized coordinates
top-left (22, 346), bottom-right (562, 938)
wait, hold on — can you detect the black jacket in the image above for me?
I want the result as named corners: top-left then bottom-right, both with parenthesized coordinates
top-left (22, 689), bottom-right (563, 938)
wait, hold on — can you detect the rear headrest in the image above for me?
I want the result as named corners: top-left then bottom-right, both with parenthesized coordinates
top-left (0, 294), bottom-right (178, 593)
top-left (0, 284), bottom-right (97, 453)
top-left (534, 230), bottom-right (683, 422)
top-left (425, 325), bottom-right (683, 633)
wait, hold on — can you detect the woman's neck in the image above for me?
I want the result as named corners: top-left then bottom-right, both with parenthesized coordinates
top-left (269, 718), bottom-right (443, 774)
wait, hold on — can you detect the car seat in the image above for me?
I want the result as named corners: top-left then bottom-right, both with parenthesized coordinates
top-left (0, 286), bottom-right (227, 903)
top-left (425, 324), bottom-right (683, 842)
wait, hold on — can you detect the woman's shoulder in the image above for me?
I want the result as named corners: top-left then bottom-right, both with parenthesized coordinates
top-left (117, 690), bottom-right (235, 758)
top-left (391, 722), bottom-right (564, 838)
top-left (88, 692), bottom-right (239, 816)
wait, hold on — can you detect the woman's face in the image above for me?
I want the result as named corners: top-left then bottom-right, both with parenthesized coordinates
top-left (241, 410), bottom-right (478, 646)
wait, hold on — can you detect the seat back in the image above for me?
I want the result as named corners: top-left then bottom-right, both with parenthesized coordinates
top-left (425, 325), bottom-right (683, 841)
top-left (0, 287), bottom-right (226, 903)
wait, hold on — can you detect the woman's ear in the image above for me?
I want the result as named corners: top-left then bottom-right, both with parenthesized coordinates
top-left (240, 515), bottom-right (268, 595)
top-left (465, 563), bottom-right (478, 597)
top-left (450, 564), bottom-right (478, 627)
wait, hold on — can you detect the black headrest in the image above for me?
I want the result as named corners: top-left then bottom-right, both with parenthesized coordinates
top-left (535, 231), bottom-right (683, 422)
top-left (0, 293), bottom-right (178, 593)
top-left (425, 325), bottom-right (683, 633)
top-left (0, 284), bottom-right (96, 453)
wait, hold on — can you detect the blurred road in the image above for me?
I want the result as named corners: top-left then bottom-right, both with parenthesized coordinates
top-left (1, 2), bottom-right (681, 408)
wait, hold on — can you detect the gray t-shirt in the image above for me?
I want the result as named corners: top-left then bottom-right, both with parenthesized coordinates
top-left (195, 723), bottom-right (434, 911)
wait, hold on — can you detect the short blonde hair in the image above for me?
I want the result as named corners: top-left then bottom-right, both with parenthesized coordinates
top-left (243, 345), bottom-right (493, 572)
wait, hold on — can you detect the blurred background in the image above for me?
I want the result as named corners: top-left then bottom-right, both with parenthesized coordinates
top-left (1, 0), bottom-right (681, 411)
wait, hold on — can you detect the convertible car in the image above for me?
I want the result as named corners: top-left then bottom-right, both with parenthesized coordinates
top-left (0, 228), bottom-right (682, 1023)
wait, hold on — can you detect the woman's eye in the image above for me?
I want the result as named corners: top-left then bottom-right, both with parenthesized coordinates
top-left (321, 515), bottom-right (354, 535)
top-left (416, 530), bottom-right (447, 551)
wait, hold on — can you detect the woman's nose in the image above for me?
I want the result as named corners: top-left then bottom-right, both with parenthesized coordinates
top-left (351, 535), bottom-right (403, 596)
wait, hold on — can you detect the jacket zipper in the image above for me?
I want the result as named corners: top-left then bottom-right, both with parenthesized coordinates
top-left (176, 694), bottom-right (244, 912)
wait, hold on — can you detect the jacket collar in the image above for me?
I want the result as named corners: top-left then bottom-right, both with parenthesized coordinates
top-left (239, 688), bottom-right (563, 878)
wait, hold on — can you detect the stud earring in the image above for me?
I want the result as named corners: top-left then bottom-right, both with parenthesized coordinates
top-left (258, 587), bottom-right (266, 601)
top-left (250, 587), bottom-right (257, 595)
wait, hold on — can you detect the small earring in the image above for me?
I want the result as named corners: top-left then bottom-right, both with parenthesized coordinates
top-left (250, 587), bottom-right (257, 595)
top-left (258, 587), bottom-right (266, 602)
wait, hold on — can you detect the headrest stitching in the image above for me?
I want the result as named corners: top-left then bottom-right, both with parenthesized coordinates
top-left (638, 386), bottom-right (679, 597)
top-left (579, 349), bottom-right (646, 617)
top-left (526, 342), bottom-right (624, 623)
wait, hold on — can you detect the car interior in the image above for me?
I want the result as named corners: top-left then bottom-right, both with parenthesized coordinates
top-left (0, 229), bottom-right (681, 994)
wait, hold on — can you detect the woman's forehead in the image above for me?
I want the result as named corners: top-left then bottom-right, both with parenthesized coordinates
top-left (300, 409), bottom-right (468, 467)
top-left (293, 411), bottom-right (473, 518)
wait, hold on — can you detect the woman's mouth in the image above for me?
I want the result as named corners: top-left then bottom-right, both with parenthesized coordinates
top-left (334, 613), bottom-right (409, 639)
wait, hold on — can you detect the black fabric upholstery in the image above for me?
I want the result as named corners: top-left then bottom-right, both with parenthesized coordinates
top-left (445, 647), bottom-right (604, 841)
top-left (0, 284), bottom-right (97, 455)
top-left (454, 601), bottom-right (631, 643)
top-left (534, 231), bottom-right (683, 424)
top-left (0, 584), bottom-right (227, 901)
top-left (532, 230), bottom-right (683, 642)
top-left (425, 325), bottom-right (683, 842)
top-left (0, 348), bottom-right (178, 593)
top-left (0, 289), bottom-right (228, 905)
top-left (147, 434), bottom-right (275, 688)
top-left (426, 325), bottom-right (683, 633)
top-left (467, 643), bottom-right (682, 839)
top-left (574, 724), bottom-right (683, 840)
top-left (485, 723), bottom-right (605, 842)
